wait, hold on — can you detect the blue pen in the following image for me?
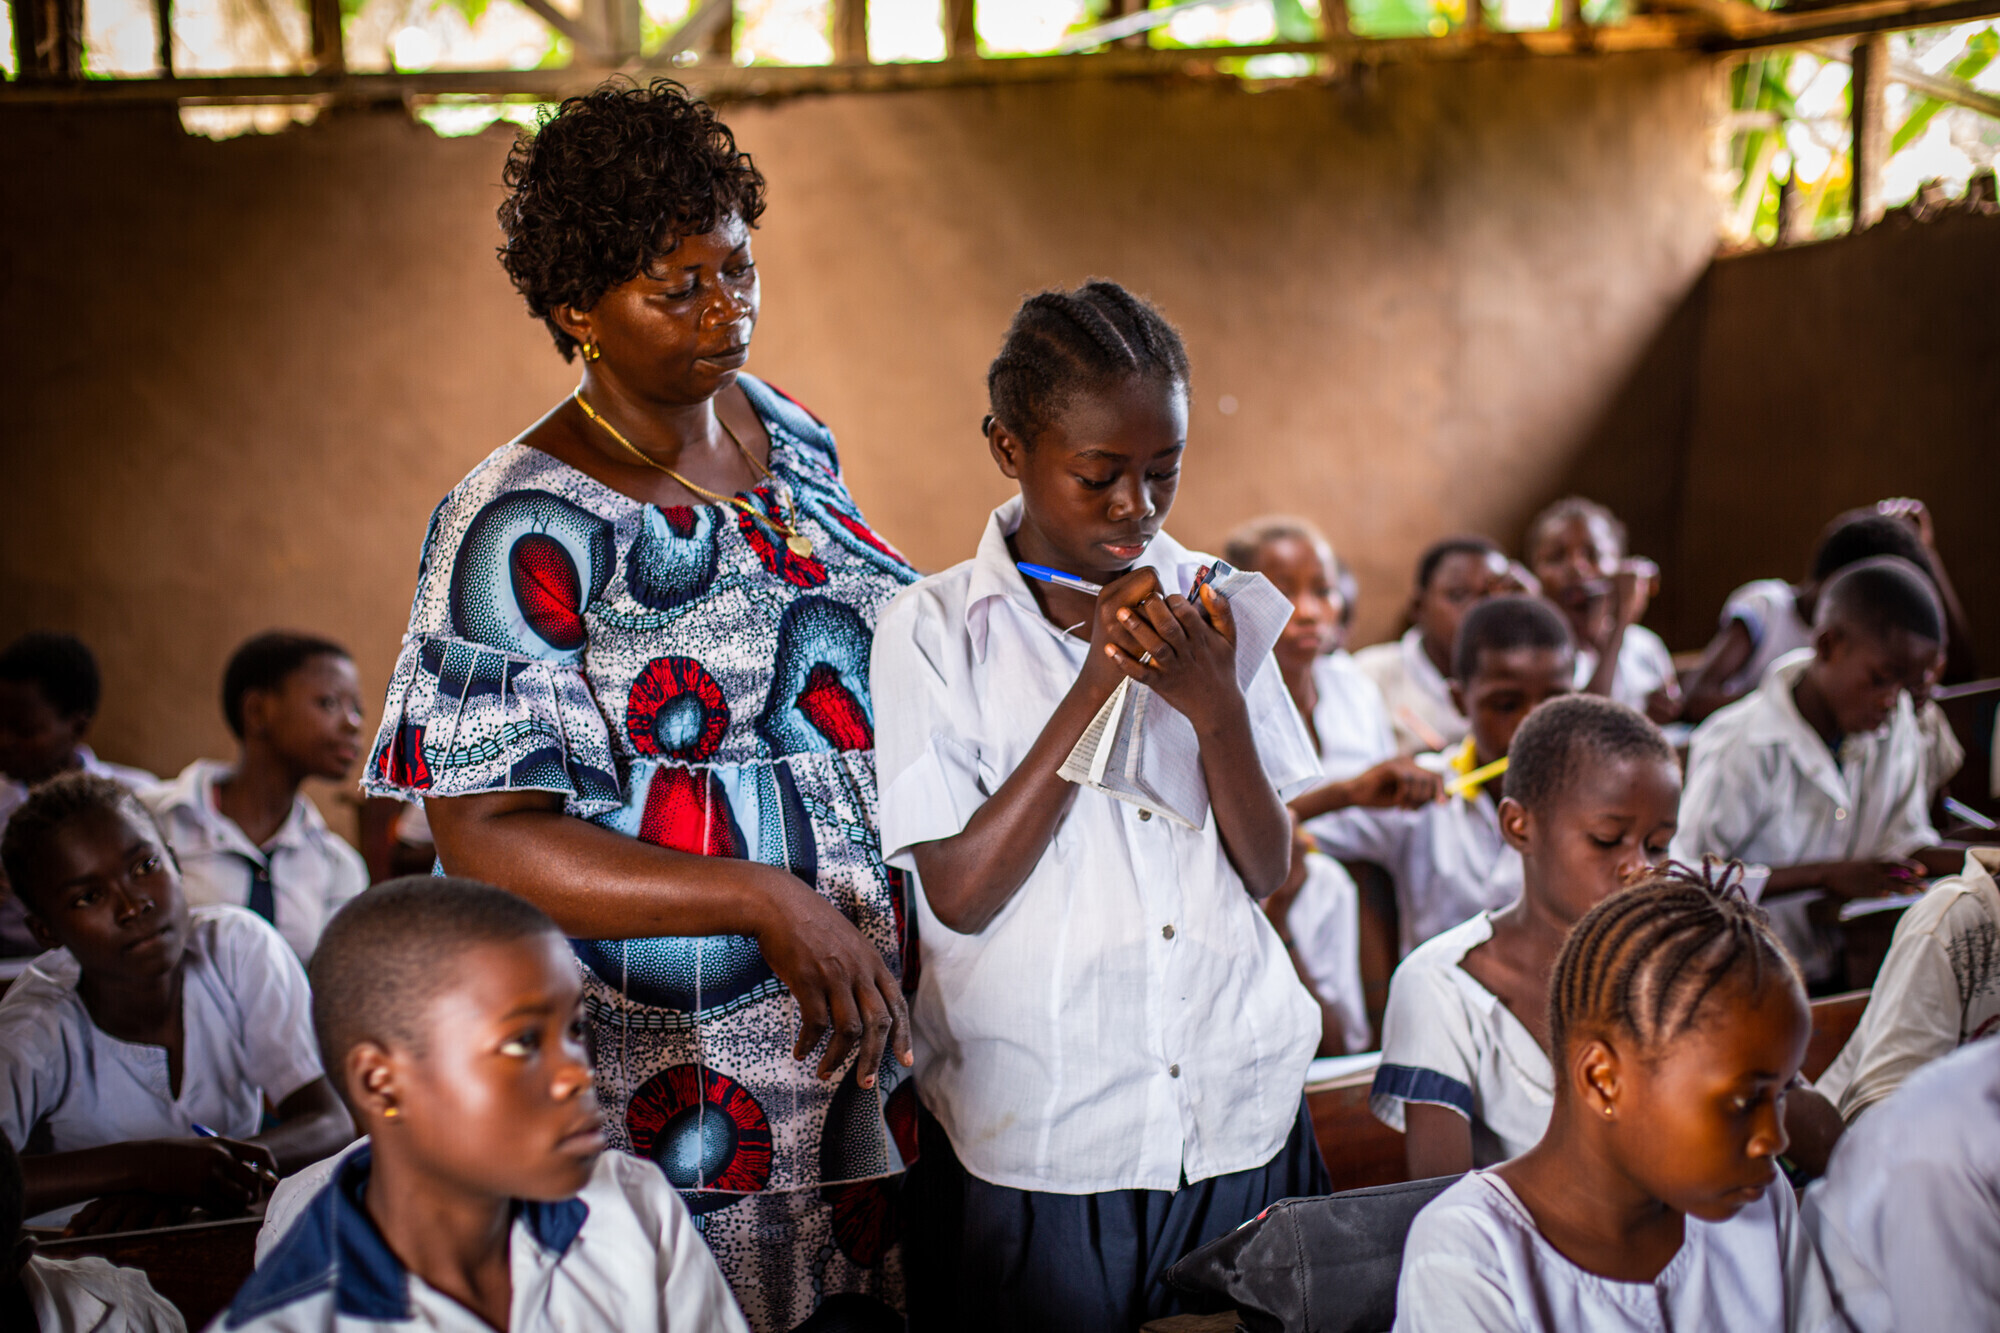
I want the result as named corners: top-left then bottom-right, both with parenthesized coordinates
top-left (190, 1123), bottom-right (220, 1138)
top-left (1017, 563), bottom-right (1104, 596)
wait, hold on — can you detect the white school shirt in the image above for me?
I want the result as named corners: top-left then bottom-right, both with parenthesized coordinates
top-left (1309, 650), bottom-right (1398, 782)
top-left (1670, 650), bottom-right (1939, 983)
top-left (0, 906), bottom-right (324, 1224)
top-left (1353, 630), bottom-right (1466, 757)
top-left (1284, 852), bottom-right (1372, 1054)
top-left (1308, 789), bottom-right (1521, 956)
top-left (144, 760), bottom-right (367, 963)
top-left (1396, 1170), bottom-right (1837, 1333)
top-left (25, 1254), bottom-right (187, 1333)
top-left (1803, 1039), bottom-right (2000, 1333)
top-left (1370, 913), bottom-right (1551, 1165)
top-left (215, 1143), bottom-right (749, 1333)
top-left (1573, 623), bottom-right (1678, 713)
top-left (871, 497), bottom-right (1322, 1194)
top-left (1813, 847), bottom-right (2000, 1121)
top-left (1719, 578), bottom-right (1814, 697)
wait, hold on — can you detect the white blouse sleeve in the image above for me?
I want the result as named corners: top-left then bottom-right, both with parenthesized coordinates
top-left (870, 586), bottom-right (989, 872)
top-left (215, 911), bottom-right (326, 1106)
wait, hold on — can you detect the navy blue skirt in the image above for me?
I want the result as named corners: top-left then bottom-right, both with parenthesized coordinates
top-left (903, 1098), bottom-right (1330, 1332)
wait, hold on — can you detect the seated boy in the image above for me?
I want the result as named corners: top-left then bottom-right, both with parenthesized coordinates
top-left (0, 774), bottom-right (352, 1234)
top-left (145, 632), bottom-right (367, 962)
top-left (225, 877), bottom-right (748, 1333)
top-left (1671, 556), bottom-right (1967, 985)
top-left (1353, 537), bottom-right (1514, 757)
top-left (0, 633), bottom-right (158, 956)
top-left (1313, 596), bottom-right (1574, 955)
top-left (1813, 847), bottom-right (2000, 1121)
top-left (1523, 496), bottom-right (1680, 723)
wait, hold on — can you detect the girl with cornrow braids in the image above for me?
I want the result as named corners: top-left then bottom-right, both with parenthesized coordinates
top-left (874, 281), bottom-right (1327, 1330)
top-left (1393, 863), bottom-right (1842, 1332)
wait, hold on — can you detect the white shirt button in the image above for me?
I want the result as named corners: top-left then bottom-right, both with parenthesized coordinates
top-left (1162, 924), bottom-right (1176, 940)
top-left (1835, 807), bottom-right (1849, 821)
top-left (1168, 1064), bottom-right (1181, 1078)
top-left (1138, 809), bottom-right (1153, 822)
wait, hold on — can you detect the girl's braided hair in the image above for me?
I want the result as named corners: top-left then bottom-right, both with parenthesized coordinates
top-left (986, 280), bottom-right (1190, 445)
top-left (1547, 859), bottom-right (1799, 1064)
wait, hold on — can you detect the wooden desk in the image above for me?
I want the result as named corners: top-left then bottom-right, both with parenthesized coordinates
top-left (32, 1214), bottom-right (260, 1328)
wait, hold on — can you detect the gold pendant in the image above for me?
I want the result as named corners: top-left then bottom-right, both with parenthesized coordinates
top-left (786, 534), bottom-right (815, 558)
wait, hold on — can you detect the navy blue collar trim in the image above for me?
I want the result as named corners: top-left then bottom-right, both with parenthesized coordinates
top-left (225, 1144), bottom-right (591, 1326)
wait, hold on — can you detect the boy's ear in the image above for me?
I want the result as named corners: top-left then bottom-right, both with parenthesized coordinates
top-left (986, 416), bottom-right (1026, 480)
top-left (1812, 622), bottom-right (1845, 663)
top-left (345, 1041), bottom-right (404, 1125)
top-left (1497, 795), bottom-right (1532, 853)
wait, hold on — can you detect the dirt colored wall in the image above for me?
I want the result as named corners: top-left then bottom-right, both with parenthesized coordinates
top-left (0, 53), bottom-right (1722, 826)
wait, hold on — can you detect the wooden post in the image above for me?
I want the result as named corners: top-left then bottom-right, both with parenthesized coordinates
top-left (1321, 0), bottom-right (1351, 37)
top-left (309, 0), bottom-right (345, 74)
top-left (707, 0), bottom-right (734, 60)
top-left (1102, 0), bottom-right (1146, 49)
top-left (944, 0), bottom-right (975, 57)
top-left (13, 0), bottom-right (85, 80)
top-left (1850, 33), bottom-right (1889, 229)
top-left (833, 0), bottom-right (868, 63)
top-left (154, 0), bottom-right (173, 74)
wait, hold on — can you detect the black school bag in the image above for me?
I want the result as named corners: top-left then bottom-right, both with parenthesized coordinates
top-left (1162, 1174), bottom-right (1462, 1333)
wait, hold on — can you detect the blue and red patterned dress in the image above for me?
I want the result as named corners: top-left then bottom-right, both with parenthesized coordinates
top-left (364, 375), bottom-right (920, 1332)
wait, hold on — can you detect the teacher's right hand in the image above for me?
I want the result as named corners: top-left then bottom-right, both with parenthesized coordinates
top-left (753, 872), bottom-right (913, 1088)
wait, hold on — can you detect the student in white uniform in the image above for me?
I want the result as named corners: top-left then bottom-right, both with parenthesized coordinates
top-left (1372, 696), bottom-right (1680, 1178)
top-left (1681, 499), bottom-right (1979, 725)
top-left (1312, 597), bottom-right (1574, 956)
top-left (0, 632), bottom-right (158, 956)
top-left (1395, 868), bottom-right (1838, 1332)
top-left (1353, 536), bottom-right (1512, 757)
top-left (1523, 497), bottom-right (1681, 724)
top-left (221, 877), bottom-right (748, 1333)
top-left (1803, 1037), bottom-right (2000, 1333)
top-left (1224, 514), bottom-right (1434, 1053)
top-left (1671, 557), bottom-right (1964, 985)
top-left (0, 774), bottom-right (352, 1235)
top-left (875, 283), bottom-right (1326, 1332)
top-left (1813, 847), bottom-right (2000, 1121)
top-left (1, 1135), bottom-right (185, 1333)
top-left (146, 632), bottom-right (368, 963)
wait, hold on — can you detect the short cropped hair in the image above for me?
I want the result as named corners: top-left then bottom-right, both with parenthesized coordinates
top-left (1414, 535), bottom-right (1500, 594)
top-left (0, 632), bottom-right (100, 719)
top-left (986, 280), bottom-right (1191, 447)
top-left (1548, 862), bottom-right (1796, 1064)
top-left (1452, 594), bottom-right (1574, 684)
top-left (1807, 509), bottom-right (1934, 584)
top-left (309, 878), bottom-right (562, 1103)
top-left (222, 631), bottom-right (350, 739)
top-left (499, 78), bottom-right (768, 362)
top-left (1526, 496), bottom-right (1626, 562)
top-left (1505, 695), bottom-right (1675, 816)
top-left (1221, 515), bottom-right (1357, 626)
top-left (1817, 555), bottom-right (1944, 646)
top-left (0, 772), bottom-right (158, 914)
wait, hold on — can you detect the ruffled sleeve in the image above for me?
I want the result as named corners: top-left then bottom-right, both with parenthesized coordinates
top-left (362, 454), bottom-right (627, 817)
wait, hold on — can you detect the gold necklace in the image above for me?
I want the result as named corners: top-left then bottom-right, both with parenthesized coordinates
top-left (573, 390), bottom-right (812, 557)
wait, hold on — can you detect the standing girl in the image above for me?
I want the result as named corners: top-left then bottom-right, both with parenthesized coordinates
top-left (874, 282), bottom-right (1325, 1331)
top-left (1394, 866), bottom-right (1837, 1331)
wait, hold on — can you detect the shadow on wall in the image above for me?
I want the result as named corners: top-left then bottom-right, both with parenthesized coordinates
top-left (1547, 210), bottom-right (2000, 669)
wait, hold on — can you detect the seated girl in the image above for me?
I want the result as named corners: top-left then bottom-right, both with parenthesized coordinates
top-left (1371, 695), bottom-right (1680, 1179)
top-left (0, 774), bottom-right (351, 1233)
top-left (1523, 497), bottom-right (1680, 724)
top-left (1394, 867), bottom-right (1838, 1331)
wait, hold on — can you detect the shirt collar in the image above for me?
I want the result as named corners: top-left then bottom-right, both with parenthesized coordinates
top-left (963, 496), bottom-right (1198, 663)
top-left (225, 1143), bottom-right (590, 1326)
top-left (1743, 651), bottom-right (1852, 803)
top-left (160, 759), bottom-right (324, 860)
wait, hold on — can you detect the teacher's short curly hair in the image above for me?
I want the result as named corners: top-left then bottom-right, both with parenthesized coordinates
top-left (498, 78), bottom-right (768, 361)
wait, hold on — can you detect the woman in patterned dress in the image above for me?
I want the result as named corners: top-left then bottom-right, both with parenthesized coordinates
top-left (362, 80), bottom-right (920, 1332)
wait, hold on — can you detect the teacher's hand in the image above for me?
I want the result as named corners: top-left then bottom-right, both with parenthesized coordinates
top-left (752, 872), bottom-right (913, 1087)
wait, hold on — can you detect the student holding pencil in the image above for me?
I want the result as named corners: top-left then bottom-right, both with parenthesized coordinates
top-left (872, 282), bottom-right (1325, 1332)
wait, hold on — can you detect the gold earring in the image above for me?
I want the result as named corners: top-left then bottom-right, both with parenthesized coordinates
top-left (581, 339), bottom-right (602, 362)
top-left (383, 1106), bottom-right (400, 1120)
